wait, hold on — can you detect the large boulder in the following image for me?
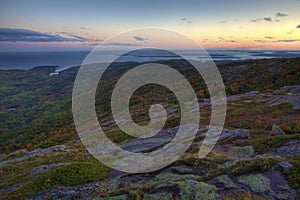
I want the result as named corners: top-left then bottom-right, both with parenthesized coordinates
top-left (277, 140), bottom-right (300, 158)
top-left (271, 124), bottom-right (286, 135)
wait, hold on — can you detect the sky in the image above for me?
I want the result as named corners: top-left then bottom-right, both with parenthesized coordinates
top-left (0, 0), bottom-right (300, 51)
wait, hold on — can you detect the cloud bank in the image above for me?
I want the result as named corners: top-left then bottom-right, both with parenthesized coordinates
top-left (0, 28), bottom-right (87, 42)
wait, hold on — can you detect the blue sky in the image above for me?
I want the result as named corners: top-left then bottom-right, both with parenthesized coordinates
top-left (0, 0), bottom-right (300, 51)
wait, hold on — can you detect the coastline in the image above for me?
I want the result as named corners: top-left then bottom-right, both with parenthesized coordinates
top-left (1, 50), bottom-right (300, 71)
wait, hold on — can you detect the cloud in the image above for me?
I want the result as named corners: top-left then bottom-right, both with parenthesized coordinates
top-left (251, 18), bottom-right (262, 22)
top-left (252, 14), bottom-right (283, 23)
top-left (100, 42), bottom-right (142, 47)
top-left (297, 24), bottom-right (300, 28)
top-left (251, 17), bottom-right (274, 23)
top-left (133, 36), bottom-right (149, 41)
top-left (265, 36), bottom-right (273, 39)
top-left (274, 39), bottom-right (300, 43)
top-left (68, 34), bottom-right (87, 41)
top-left (255, 40), bottom-right (267, 43)
top-left (180, 18), bottom-right (192, 24)
top-left (264, 17), bottom-right (272, 22)
top-left (276, 12), bottom-right (288, 17)
top-left (226, 40), bottom-right (237, 43)
top-left (0, 28), bottom-right (87, 42)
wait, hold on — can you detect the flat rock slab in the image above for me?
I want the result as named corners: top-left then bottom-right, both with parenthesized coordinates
top-left (31, 163), bottom-right (68, 174)
top-left (26, 145), bottom-right (67, 156)
top-left (119, 125), bottom-right (249, 154)
top-left (0, 145), bottom-right (68, 167)
top-left (267, 95), bottom-right (300, 109)
top-left (119, 124), bottom-right (202, 153)
top-left (274, 85), bottom-right (300, 94)
top-left (0, 183), bottom-right (24, 194)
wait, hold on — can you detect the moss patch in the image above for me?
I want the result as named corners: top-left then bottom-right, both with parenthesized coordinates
top-left (176, 180), bottom-right (219, 200)
top-left (214, 175), bottom-right (237, 189)
top-left (1, 159), bottom-right (110, 199)
top-left (237, 174), bottom-right (271, 193)
top-left (282, 155), bottom-right (300, 190)
top-left (248, 134), bottom-right (300, 154)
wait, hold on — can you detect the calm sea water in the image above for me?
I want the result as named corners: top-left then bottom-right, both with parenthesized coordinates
top-left (0, 50), bottom-right (300, 70)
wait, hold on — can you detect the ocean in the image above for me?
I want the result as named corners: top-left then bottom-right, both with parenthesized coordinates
top-left (0, 50), bottom-right (300, 70)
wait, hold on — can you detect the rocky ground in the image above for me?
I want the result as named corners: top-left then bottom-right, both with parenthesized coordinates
top-left (1, 85), bottom-right (299, 199)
